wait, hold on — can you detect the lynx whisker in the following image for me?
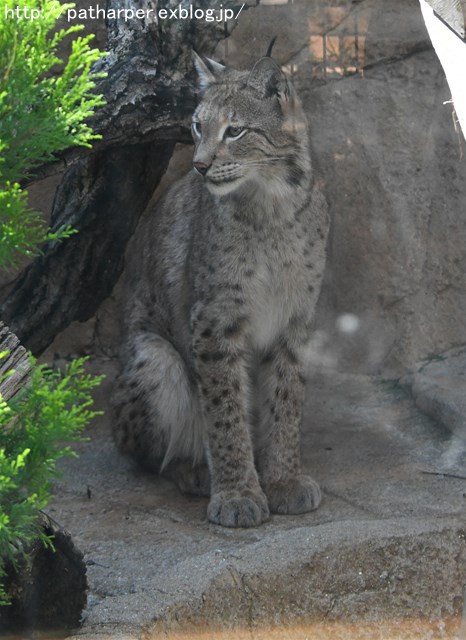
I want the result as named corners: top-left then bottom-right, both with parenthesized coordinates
top-left (244, 157), bottom-right (284, 165)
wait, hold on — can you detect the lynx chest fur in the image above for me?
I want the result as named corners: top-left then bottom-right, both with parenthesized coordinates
top-left (113, 48), bottom-right (329, 528)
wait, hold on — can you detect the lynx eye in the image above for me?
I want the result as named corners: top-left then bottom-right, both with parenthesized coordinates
top-left (225, 126), bottom-right (246, 140)
top-left (192, 121), bottom-right (202, 138)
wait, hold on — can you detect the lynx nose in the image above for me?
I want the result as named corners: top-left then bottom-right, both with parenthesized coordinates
top-left (193, 161), bottom-right (210, 176)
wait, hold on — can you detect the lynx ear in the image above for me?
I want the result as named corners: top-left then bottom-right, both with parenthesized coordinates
top-left (247, 56), bottom-right (289, 101)
top-left (192, 51), bottom-right (226, 91)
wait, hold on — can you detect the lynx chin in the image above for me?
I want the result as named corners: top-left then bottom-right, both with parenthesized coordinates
top-left (112, 46), bottom-right (329, 528)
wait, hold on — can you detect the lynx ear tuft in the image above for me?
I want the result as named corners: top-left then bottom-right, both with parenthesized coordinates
top-left (192, 51), bottom-right (226, 91)
top-left (265, 36), bottom-right (277, 58)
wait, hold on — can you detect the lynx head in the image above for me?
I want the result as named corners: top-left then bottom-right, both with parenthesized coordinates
top-left (191, 49), bottom-right (310, 197)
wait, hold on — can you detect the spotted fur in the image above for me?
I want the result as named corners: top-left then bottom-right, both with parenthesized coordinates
top-left (112, 51), bottom-right (329, 528)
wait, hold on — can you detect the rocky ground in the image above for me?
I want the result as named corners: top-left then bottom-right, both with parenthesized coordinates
top-left (43, 348), bottom-right (466, 640)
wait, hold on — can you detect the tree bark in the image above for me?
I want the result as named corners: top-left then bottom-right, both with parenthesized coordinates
top-left (0, 322), bottom-right (30, 400)
top-left (1, 142), bottom-right (174, 353)
top-left (1, 0), bottom-right (256, 354)
top-left (0, 513), bottom-right (87, 634)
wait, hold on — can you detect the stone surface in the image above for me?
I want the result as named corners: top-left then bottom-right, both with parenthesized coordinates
top-left (211, 0), bottom-right (466, 376)
top-left (44, 359), bottom-right (466, 639)
top-left (402, 346), bottom-right (466, 443)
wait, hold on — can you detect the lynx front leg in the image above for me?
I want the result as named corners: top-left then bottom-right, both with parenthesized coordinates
top-left (256, 341), bottom-right (321, 515)
top-left (193, 318), bottom-right (269, 528)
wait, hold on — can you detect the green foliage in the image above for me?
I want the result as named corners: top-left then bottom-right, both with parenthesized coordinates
top-left (0, 181), bottom-right (76, 267)
top-left (0, 0), bottom-right (106, 606)
top-left (0, 357), bottom-right (104, 605)
top-left (0, 0), bottom-right (106, 266)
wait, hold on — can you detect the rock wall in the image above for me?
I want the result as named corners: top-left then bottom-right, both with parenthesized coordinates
top-left (215, 0), bottom-right (466, 376)
top-left (20, 0), bottom-right (466, 378)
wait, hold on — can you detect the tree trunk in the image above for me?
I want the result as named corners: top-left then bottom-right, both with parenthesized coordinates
top-left (0, 513), bottom-right (87, 634)
top-left (1, 142), bottom-right (174, 353)
top-left (0, 0), bottom-right (256, 354)
top-left (0, 322), bottom-right (30, 400)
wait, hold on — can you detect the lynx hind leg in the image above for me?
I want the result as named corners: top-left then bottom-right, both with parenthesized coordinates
top-left (112, 375), bottom-right (165, 470)
top-left (112, 332), bottom-right (206, 478)
top-left (162, 459), bottom-right (210, 496)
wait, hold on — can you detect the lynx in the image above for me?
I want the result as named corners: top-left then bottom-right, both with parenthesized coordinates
top-left (112, 47), bottom-right (329, 528)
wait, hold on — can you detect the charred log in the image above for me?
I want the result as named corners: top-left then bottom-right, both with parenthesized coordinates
top-left (0, 514), bottom-right (87, 634)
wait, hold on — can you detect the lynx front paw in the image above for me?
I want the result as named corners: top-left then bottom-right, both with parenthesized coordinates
top-left (265, 474), bottom-right (322, 515)
top-left (207, 489), bottom-right (270, 528)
